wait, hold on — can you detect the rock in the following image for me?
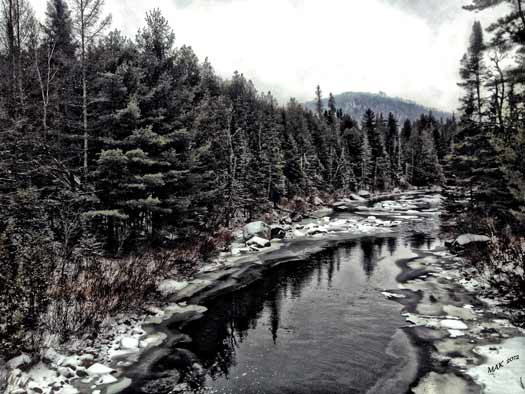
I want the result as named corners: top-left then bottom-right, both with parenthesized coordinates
top-left (28, 381), bottom-right (43, 393)
top-left (357, 189), bottom-right (371, 198)
top-left (157, 279), bottom-right (189, 297)
top-left (350, 193), bottom-right (366, 201)
top-left (61, 356), bottom-right (80, 370)
top-left (58, 367), bottom-right (75, 378)
top-left (246, 236), bottom-right (271, 248)
top-left (270, 225), bottom-right (286, 239)
top-left (290, 212), bottom-right (303, 222)
top-left (310, 208), bottom-right (334, 218)
top-left (86, 363), bottom-right (114, 376)
top-left (120, 337), bottom-right (139, 350)
top-left (96, 374), bottom-right (118, 385)
top-left (307, 227), bottom-right (328, 235)
top-left (232, 229), bottom-right (243, 241)
top-left (453, 234), bottom-right (490, 247)
top-left (440, 319), bottom-right (468, 330)
top-left (313, 196), bottom-right (324, 206)
top-left (42, 348), bottom-right (61, 365)
top-left (293, 229), bottom-right (305, 238)
top-left (7, 354), bottom-right (31, 370)
top-left (243, 221), bottom-right (271, 241)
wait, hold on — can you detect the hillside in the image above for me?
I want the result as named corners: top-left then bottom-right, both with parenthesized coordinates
top-left (305, 91), bottom-right (452, 122)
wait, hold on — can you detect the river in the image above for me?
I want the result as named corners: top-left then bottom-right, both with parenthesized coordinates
top-left (122, 196), bottom-right (445, 394)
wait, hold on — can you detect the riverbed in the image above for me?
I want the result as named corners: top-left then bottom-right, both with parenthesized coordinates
top-left (121, 196), bottom-right (450, 394)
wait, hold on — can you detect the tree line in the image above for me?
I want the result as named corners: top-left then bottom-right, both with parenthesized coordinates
top-left (0, 0), bottom-right (453, 254)
top-left (445, 0), bottom-right (525, 308)
top-left (0, 0), bottom-right (453, 356)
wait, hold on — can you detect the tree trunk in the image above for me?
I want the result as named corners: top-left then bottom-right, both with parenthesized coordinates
top-left (81, 2), bottom-right (88, 178)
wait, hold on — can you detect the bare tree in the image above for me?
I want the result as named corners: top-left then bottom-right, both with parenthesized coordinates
top-left (71, 0), bottom-right (111, 177)
top-left (0, 0), bottom-right (34, 118)
top-left (30, 21), bottom-right (57, 138)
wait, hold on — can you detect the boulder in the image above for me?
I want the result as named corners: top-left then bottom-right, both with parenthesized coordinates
top-left (332, 201), bottom-right (358, 212)
top-left (86, 363), bottom-right (114, 376)
top-left (313, 196), bottom-right (324, 206)
top-left (242, 221), bottom-right (271, 241)
top-left (120, 337), bottom-right (139, 350)
top-left (6, 354), bottom-right (31, 370)
top-left (158, 279), bottom-right (189, 297)
top-left (453, 234), bottom-right (490, 247)
top-left (246, 236), bottom-right (271, 248)
top-left (270, 225), bottom-right (287, 239)
top-left (350, 193), bottom-right (366, 202)
top-left (293, 229), bottom-right (306, 238)
top-left (357, 190), bottom-right (371, 198)
top-left (310, 208), bottom-right (334, 218)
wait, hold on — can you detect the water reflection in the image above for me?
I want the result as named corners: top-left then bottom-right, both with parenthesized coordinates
top-left (128, 236), bottom-right (405, 394)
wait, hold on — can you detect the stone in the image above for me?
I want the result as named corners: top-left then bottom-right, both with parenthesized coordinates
top-left (313, 196), bottom-right (324, 206)
top-left (270, 225), bottom-right (286, 239)
top-left (157, 279), bottom-right (189, 297)
top-left (453, 234), bottom-right (490, 247)
top-left (246, 236), bottom-right (271, 248)
top-left (120, 337), bottom-right (139, 350)
top-left (242, 221), bottom-right (271, 241)
top-left (58, 367), bottom-right (76, 379)
top-left (440, 319), bottom-right (468, 330)
top-left (86, 363), bottom-right (114, 376)
top-left (357, 189), bottom-right (371, 198)
top-left (293, 229), bottom-right (305, 238)
top-left (350, 193), bottom-right (366, 201)
top-left (7, 354), bottom-right (31, 370)
top-left (310, 208), bottom-right (334, 218)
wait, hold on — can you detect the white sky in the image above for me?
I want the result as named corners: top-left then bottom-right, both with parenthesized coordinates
top-left (32, 0), bottom-right (506, 111)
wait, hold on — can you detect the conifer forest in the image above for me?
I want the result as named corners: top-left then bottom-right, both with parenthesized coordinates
top-left (0, 1), bottom-right (524, 394)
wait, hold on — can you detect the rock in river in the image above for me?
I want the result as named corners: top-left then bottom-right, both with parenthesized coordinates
top-left (243, 221), bottom-right (271, 241)
top-left (451, 234), bottom-right (490, 248)
top-left (246, 236), bottom-right (271, 248)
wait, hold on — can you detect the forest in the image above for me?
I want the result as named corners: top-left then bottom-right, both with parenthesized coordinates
top-left (0, 0), bottom-right (524, 372)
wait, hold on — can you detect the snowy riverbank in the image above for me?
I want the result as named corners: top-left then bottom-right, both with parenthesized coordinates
top-left (4, 190), bottom-right (522, 394)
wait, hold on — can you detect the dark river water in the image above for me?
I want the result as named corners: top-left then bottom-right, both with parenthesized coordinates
top-left (125, 206), bottom-right (443, 394)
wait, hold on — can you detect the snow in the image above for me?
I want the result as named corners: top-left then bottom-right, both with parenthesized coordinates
top-left (86, 363), bottom-right (114, 375)
top-left (96, 374), bottom-right (118, 385)
top-left (454, 234), bottom-right (490, 246)
top-left (157, 279), bottom-right (189, 296)
top-left (246, 236), bottom-right (271, 248)
top-left (467, 337), bottom-right (525, 394)
top-left (6, 354), bottom-right (31, 370)
top-left (448, 329), bottom-right (465, 338)
top-left (440, 319), bottom-right (468, 330)
top-left (381, 291), bottom-right (406, 299)
top-left (120, 337), bottom-right (139, 350)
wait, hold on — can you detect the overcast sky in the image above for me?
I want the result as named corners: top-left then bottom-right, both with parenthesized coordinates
top-left (33, 0), bottom-right (505, 111)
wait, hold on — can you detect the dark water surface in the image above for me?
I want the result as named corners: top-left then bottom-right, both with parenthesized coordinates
top-left (127, 209), bottom-right (442, 394)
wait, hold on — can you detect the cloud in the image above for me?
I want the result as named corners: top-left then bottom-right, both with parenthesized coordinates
top-left (31, 0), bottom-right (507, 111)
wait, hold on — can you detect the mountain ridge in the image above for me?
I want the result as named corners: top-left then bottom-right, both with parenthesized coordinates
top-left (304, 91), bottom-right (453, 123)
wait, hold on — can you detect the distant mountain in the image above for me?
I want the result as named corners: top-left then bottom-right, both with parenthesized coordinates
top-left (305, 91), bottom-right (452, 123)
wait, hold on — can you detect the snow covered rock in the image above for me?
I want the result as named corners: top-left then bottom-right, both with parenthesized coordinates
top-left (246, 236), bottom-right (271, 248)
top-left (357, 190), bottom-right (371, 198)
top-left (440, 319), bottom-right (468, 330)
top-left (293, 229), bottom-right (305, 238)
top-left (307, 226), bottom-right (328, 235)
top-left (270, 225), bottom-right (287, 239)
top-left (453, 234), bottom-right (490, 247)
top-left (157, 279), bottom-right (189, 297)
top-left (350, 193), bottom-right (366, 201)
top-left (313, 196), bottom-right (324, 206)
top-left (120, 337), bottom-right (139, 350)
top-left (243, 221), bottom-right (271, 241)
top-left (86, 363), bottom-right (114, 376)
top-left (7, 354), bottom-right (31, 370)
